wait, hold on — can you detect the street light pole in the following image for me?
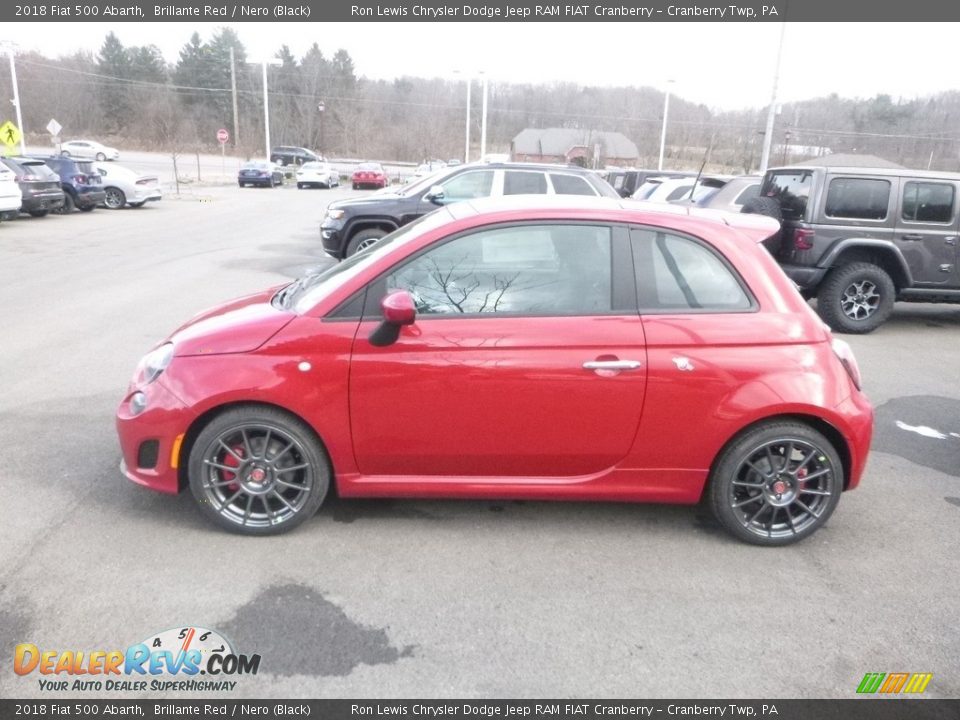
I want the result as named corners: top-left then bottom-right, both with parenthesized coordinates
top-left (759, 22), bottom-right (787, 174)
top-left (658, 79), bottom-right (673, 172)
top-left (250, 58), bottom-right (282, 160)
top-left (2, 42), bottom-right (25, 155)
top-left (480, 73), bottom-right (488, 160)
top-left (464, 79), bottom-right (471, 163)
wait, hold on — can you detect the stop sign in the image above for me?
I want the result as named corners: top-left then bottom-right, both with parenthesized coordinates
top-left (216, 128), bottom-right (229, 144)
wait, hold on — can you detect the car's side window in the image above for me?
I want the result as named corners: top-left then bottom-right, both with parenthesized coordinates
top-left (633, 229), bottom-right (753, 312)
top-left (901, 181), bottom-right (955, 224)
top-left (386, 224), bottom-right (613, 316)
top-left (824, 178), bottom-right (891, 220)
top-left (503, 171), bottom-right (548, 195)
top-left (550, 174), bottom-right (598, 196)
top-left (439, 170), bottom-right (494, 202)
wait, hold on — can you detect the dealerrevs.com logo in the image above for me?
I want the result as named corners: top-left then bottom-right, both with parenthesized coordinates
top-left (14, 626), bottom-right (261, 692)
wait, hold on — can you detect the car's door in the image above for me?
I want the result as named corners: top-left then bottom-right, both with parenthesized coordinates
top-left (894, 178), bottom-right (960, 286)
top-left (348, 222), bottom-right (647, 478)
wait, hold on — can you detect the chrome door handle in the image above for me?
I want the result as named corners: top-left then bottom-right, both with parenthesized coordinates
top-left (582, 360), bottom-right (643, 370)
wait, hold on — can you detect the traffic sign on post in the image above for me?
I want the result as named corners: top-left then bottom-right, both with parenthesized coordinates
top-left (1, 120), bottom-right (21, 153)
top-left (217, 128), bottom-right (229, 145)
top-left (46, 119), bottom-right (62, 137)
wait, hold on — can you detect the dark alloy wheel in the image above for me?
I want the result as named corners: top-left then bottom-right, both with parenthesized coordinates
top-left (346, 228), bottom-right (387, 256)
top-left (188, 407), bottom-right (330, 535)
top-left (817, 262), bottom-right (895, 334)
top-left (708, 421), bottom-right (843, 546)
top-left (104, 187), bottom-right (126, 209)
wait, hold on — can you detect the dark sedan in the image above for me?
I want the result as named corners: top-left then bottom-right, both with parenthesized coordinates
top-left (0, 157), bottom-right (65, 217)
top-left (238, 162), bottom-right (284, 188)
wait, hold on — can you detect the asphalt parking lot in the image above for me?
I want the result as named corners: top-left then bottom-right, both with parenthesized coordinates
top-left (0, 180), bottom-right (958, 699)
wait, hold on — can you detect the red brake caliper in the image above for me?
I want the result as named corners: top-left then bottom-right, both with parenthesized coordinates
top-left (220, 446), bottom-right (244, 492)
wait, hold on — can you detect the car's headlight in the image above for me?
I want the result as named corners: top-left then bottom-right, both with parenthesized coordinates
top-left (136, 343), bottom-right (174, 385)
top-left (326, 209), bottom-right (345, 220)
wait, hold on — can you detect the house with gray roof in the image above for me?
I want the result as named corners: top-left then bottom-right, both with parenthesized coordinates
top-left (510, 128), bottom-right (639, 167)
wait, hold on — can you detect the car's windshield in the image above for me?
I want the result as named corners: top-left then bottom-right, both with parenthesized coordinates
top-left (302, 162), bottom-right (324, 170)
top-left (243, 162), bottom-right (269, 169)
top-left (286, 210), bottom-right (453, 313)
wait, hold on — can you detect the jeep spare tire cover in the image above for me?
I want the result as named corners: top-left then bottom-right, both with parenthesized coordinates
top-left (741, 195), bottom-right (783, 222)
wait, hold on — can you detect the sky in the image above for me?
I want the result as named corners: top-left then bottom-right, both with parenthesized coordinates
top-left (8, 22), bottom-right (960, 111)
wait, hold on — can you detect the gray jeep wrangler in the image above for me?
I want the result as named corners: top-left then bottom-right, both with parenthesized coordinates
top-left (745, 162), bottom-right (960, 333)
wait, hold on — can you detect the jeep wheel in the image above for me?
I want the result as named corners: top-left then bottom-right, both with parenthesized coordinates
top-left (817, 262), bottom-right (895, 334)
top-left (346, 228), bottom-right (387, 256)
top-left (741, 196), bottom-right (783, 222)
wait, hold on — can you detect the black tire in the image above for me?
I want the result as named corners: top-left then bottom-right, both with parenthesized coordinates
top-left (238, 182), bottom-right (245, 188)
top-left (346, 228), bottom-right (387, 256)
top-left (95, 152), bottom-right (106, 162)
top-left (29, 210), bottom-right (49, 218)
top-left (188, 406), bottom-right (331, 536)
top-left (741, 195), bottom-right (783, 222)
top-left (57, 192), bottom-right (76, 214)
top-left (104, 186), bottom-right (126, 209)
top-left (816, 262), bottom-right (895, 334)
top-left (78, 205), bottom-right (95, 212)
top-left (708, 421), bottom-right (843, 546)
top-left (297, 182), bottom-right (304, 189)
top-left (352, 182), bottom-right (359, 190)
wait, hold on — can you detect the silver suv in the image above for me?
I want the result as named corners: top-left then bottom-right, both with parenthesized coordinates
top-left (747, 162), bottom-right (960, 333)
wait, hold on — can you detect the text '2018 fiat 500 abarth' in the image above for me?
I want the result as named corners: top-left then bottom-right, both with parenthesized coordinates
top-left (117, 197), bottom-right (873, 546)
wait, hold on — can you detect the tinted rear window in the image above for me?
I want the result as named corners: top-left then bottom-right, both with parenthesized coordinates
top-left (550, 173), bottom-right (597, 196)
top-left (762, 170), bottom-right (813, 221)
top-left (504, 171), bottom-right (547, 195)
top-left (825, 178), bottom-right (890, 220)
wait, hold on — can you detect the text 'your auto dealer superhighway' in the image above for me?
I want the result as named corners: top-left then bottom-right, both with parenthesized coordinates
top-left (349, 4), bottom-right (778, 18)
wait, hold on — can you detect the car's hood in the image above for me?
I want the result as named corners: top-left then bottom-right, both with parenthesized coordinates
top-left (328, 192), bottom-right (409, 212)
top-left (169, 287), bottom-right (295, 356)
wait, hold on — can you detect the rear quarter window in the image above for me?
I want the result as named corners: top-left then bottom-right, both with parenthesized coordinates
top-left (762, 170), bottom-right (813, 221)
top-left (825, 177), bottom-right (891, 220)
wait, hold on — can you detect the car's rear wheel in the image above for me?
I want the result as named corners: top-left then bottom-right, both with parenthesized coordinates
top-left (104, 187), bottom-right (126, 209)
top-left (29, 210), bottom-right (49, 218)
top-left (188, 406), bottom-right (331, 535)
top-left (817, 262), bottom-right (895, 334)
top-left (60, 150), bottom-right (71, 157)
top-left (708, 421), bottom-right (843, 546)
top-left (78, 205), bottom-right (95, 212)
top-left (346, 228), bottom-right (387, 256)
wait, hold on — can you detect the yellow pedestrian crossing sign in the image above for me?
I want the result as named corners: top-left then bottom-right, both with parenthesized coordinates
top-left (1, 120), bottom-right (21, 151)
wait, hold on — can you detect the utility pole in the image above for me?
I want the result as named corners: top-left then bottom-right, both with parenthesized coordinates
top-left (229, 47), bottom-right (240, 149)
top-left (658, 80), bottom-right (674, 172)
top-left (464, 79), bottom-right (471, 163)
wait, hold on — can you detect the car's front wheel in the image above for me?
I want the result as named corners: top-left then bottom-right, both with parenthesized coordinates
top-left (346, 228), bottom-right (387, 256)
top-left (188, 406), bottom-right (331, 535)
top-left (104, 187), bottom-right (126, 209)
top-left (708, 421), bottom-right (843, 546)
top-left (817, 262), bottom-right (895, 334)
top-left (95, 152), bottom-right (106, 162)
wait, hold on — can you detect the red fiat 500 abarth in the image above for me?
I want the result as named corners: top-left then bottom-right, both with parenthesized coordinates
top-left (117, 197), bottom-right (873, 545)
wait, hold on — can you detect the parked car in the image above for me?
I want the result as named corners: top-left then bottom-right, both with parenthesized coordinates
top-left (295, 161), bottom-right (340, 189)
top-left (116, 196), bottom-right (873, 546)
top-left (238, 161), bottom-right (284, 188)
top-left (323, 161), bottom-right (619, 257)
top-left (352, 162), bottom-right (388, 190)
top-left (29, 155), bottom-right (105, 213)
top-left (606, 169), bottom-right (696, 198)
top-left (697, 175), bottom-right (762, 213)
top-left (634, 176), bottom-right (729, 204)
top-left (0, 157), bottom-right (64, 217)
top-left (0, 162), bottom-right (23, 221)
top-left (60, 139), bottom-right (120, 161)
top-left (95, 162), bottom-right (162, 209)
top-left (745, 161), bottom-right (960, 333)
top-left (406, 161), bottom-right (447, 184)
top-left (270, 146), bottom-right (320, 167)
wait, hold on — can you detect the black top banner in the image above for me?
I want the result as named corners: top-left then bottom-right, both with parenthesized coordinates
top-left (5, 0), bottom-right (960, 22)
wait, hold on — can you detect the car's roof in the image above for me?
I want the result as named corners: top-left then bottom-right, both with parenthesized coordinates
top-left (768, 164), bottom-right (960, 180)
top-left (453, 194), bottom-right (779, 238)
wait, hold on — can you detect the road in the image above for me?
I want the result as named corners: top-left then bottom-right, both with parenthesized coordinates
top-left (0, 183), bottom-right (958, 699)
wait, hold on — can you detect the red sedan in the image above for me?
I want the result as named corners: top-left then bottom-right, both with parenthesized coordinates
top-left (351, 162), bottom-right (387, 190)
top-left (116, 197), bottom-right (873, 545)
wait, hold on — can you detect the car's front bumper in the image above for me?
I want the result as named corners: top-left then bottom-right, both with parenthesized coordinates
top-left (116, 378), bottom-right (196, 494)
top-left (320, 221), bottom-right (347, 258)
